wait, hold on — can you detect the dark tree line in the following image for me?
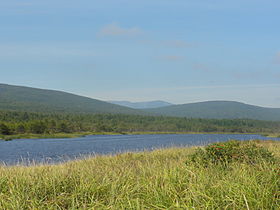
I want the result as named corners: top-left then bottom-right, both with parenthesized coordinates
top-left (1, 110), bottom-right (280, 135)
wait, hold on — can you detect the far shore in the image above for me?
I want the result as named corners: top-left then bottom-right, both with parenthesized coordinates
top-left (1, 131), bottom-right (279, 141)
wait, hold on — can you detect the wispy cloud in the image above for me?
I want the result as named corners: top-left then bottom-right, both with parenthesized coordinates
top-left (192, 63), bottom-right (210, 72)
top-left (140, 39), bottom-right (193, 48)
top-left (275, 52), bottom-right (280, 64)
top-left (160, 40), bottom-right (193, 48)
top-left (232, 71), bottom-right (261, 80)
top-left (98, 23), bottom-right (143, 37)
top-left (157, 55), bottom-right (184, 62)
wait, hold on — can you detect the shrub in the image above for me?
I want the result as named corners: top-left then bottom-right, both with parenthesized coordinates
top-left (0, 123), bottom-right (11, 135)
top-left (188, 140), bottom-right (276, 166)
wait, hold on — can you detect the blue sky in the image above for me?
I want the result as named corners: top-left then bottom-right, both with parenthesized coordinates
top-left (0, 0), bottom-right (280, 107)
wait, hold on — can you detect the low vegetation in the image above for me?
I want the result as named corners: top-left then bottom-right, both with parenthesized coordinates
top-left (265, 133), bottom-right (280, 138)
top-left (0, 140), bottom-right (279, 209)
top-left (188, 140), bottom-right (276, 166)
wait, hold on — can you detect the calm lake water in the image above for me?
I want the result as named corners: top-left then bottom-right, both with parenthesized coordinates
top-left (1, 134), bottom-right (280, 165)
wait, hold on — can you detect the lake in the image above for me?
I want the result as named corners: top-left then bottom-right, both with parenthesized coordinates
top-left (1, 134), bottom-right (280, 165)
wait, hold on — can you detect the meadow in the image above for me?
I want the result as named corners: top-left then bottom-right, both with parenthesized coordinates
top-left (0, 140), bottom-right (279, 209)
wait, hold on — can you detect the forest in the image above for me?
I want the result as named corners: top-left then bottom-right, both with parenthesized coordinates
top-left (1, 110), bottom-right (280, 136)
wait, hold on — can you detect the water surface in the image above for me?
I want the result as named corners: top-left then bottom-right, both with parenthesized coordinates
top-left (0, 134), bottom-right (279, 165)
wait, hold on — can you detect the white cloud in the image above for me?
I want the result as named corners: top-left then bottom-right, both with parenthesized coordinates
top-left (98, 23), bottom-right (143, 37)
top-left (158, 55), bottom-right (184, 62)
top-left (276, 52), bottom-right (280, 64)
top-left (160, 40), bottom-right (193, 48)
top-left (192, 63), bottom-right (210, 72)
top-left (140, 39), bottom-right (193, 48)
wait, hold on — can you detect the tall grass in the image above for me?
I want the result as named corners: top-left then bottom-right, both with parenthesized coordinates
top-left (0, 140), bottom-right (279, 209)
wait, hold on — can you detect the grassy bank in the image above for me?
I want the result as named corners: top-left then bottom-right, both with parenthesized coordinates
top-left (0, 140), bottom-right (280, 209)
top-left (264, 133), bottom-right (280, 138)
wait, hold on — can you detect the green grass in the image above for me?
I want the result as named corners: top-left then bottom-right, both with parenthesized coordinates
top-left (265, 133), bottom-right (280, 138)
top-left (0, 140), bottom-right (280, 209)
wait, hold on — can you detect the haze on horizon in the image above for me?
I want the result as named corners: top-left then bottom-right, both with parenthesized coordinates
top-left (0, 0), bottom-right (279, 107)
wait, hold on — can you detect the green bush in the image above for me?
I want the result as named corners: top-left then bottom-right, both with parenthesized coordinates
top-left (188, 140), bottom-right (276, 166)
top-left (0, 123), bottom-right (11, 135)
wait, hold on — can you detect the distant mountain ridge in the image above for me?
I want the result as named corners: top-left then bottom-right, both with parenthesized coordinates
top-left (1, 84), bottom-right (280, 121)
top-left (0, 84), bottom-right (145, 115)
top-left (143, 101), bottom-right (280, 121)
top-left (108, 100), bottom-right (173, 109)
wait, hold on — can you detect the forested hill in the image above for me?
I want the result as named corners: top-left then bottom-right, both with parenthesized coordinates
top-left (1, 111), bottom-right (280, 135)
top-left (0, 84), bottom-right (145, 115)
top-left (2, 84), bottom-right (280, 121)
top-left (143, 101), bottom-right (280, 121)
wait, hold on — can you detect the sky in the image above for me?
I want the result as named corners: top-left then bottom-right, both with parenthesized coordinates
top-left (0, 0), bottom-right (280, 107)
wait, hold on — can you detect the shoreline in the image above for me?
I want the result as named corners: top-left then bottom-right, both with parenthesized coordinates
top-left (0, 131), bottom-right (277, 141)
